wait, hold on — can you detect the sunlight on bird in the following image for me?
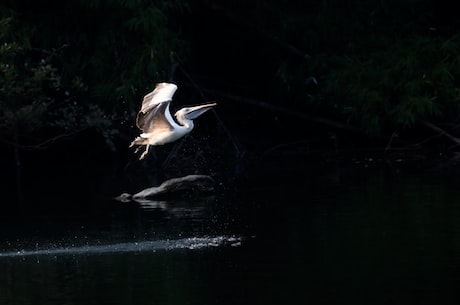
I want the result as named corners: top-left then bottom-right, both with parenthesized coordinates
top-left (130, 82), bottom-right (216, 160)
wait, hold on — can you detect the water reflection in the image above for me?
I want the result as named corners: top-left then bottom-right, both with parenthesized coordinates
top-left (1, 167), bottom-right (460, 305)
top-left (248, 168), bottom-right (460, 305)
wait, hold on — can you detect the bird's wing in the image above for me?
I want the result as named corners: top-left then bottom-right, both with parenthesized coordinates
top-left (136, 101), bottom-right (175, 133)
top-left (140, 83), bottom-right (178, 113)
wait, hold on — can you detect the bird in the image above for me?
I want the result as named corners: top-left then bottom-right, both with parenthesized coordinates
top-left (130, 82), bottom-right (216, 160)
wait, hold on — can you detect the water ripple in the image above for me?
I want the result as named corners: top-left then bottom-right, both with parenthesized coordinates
top-left (0, 236), bottom-right (243, 258)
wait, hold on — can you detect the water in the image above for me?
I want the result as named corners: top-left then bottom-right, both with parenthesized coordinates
top-left (1, 165), bottom-right (460, 305)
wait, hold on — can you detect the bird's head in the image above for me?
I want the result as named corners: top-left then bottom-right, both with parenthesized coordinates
top-left (175, 102), bottom-right (217, 121)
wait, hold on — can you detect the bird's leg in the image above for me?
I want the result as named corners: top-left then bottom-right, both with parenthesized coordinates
top-left (139, 144), bottom-right (150, 160)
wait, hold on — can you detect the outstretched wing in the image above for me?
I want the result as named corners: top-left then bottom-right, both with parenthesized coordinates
top-left (136, 101), bottom-right (175, 133)
top-left (140, 83), bottom-right (177, 113)
top-left (136, 83), bottom-right (178, 133)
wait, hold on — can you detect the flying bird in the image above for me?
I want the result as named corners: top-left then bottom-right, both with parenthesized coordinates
top-left (130, 82), bottom-right (216, 160)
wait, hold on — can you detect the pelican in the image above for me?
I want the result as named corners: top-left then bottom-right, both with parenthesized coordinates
top-left (130, 82), bottom-right (216, 160)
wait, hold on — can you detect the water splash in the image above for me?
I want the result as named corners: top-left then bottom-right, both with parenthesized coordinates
top-left (0, 236), bottom-right (243, 258)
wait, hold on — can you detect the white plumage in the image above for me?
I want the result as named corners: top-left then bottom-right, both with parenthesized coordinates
top-left (130, 82), bottom-right (216, 160)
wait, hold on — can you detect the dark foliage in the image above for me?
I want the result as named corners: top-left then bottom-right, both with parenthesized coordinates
top-left (2, 0), bottom-right (460, 208)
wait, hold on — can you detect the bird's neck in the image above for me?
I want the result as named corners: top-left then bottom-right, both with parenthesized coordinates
top-left (176, 117), bottom-right (194, 130)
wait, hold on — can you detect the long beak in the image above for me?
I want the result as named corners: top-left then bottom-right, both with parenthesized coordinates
top-left (184, 103), bottom-right (217, 120)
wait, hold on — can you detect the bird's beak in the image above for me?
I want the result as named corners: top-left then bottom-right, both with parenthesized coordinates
top-left (184, 103), bottom-right (217, 120)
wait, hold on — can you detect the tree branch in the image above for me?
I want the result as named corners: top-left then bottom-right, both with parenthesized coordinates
top-left (176, 64), bottom-right (244, 157)
top-left (202, 87), bottom-right (364, 134)
top-left (0, 127), bottom-right (89, 151)
top-left (419, 120), bottom-right (460, 146)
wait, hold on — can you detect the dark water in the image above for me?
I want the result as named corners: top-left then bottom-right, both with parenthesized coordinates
top-left (1, 165), bottom-right (460, 305)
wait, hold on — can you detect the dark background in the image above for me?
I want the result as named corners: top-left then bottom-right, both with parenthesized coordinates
top-left (1, 0), bottom-right (460, 215)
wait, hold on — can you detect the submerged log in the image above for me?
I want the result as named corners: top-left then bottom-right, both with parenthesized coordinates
top-left (114, 174), bottom-right (215, 202)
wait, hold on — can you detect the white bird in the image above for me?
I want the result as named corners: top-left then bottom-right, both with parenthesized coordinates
top-left (130, 82), bottom-right (216, 160)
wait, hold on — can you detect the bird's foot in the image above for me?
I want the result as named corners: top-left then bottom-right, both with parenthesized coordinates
top-left (139, 151), bottom-right (147, 160)
top-left (139, 145), bottom-right (150, 160)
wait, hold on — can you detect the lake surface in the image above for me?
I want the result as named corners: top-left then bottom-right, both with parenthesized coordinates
top-left (1, 162), bottom-right (460, 305)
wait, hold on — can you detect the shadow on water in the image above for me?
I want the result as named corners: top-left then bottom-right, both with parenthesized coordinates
top-left (2, 154), bottom-right (460, 305)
